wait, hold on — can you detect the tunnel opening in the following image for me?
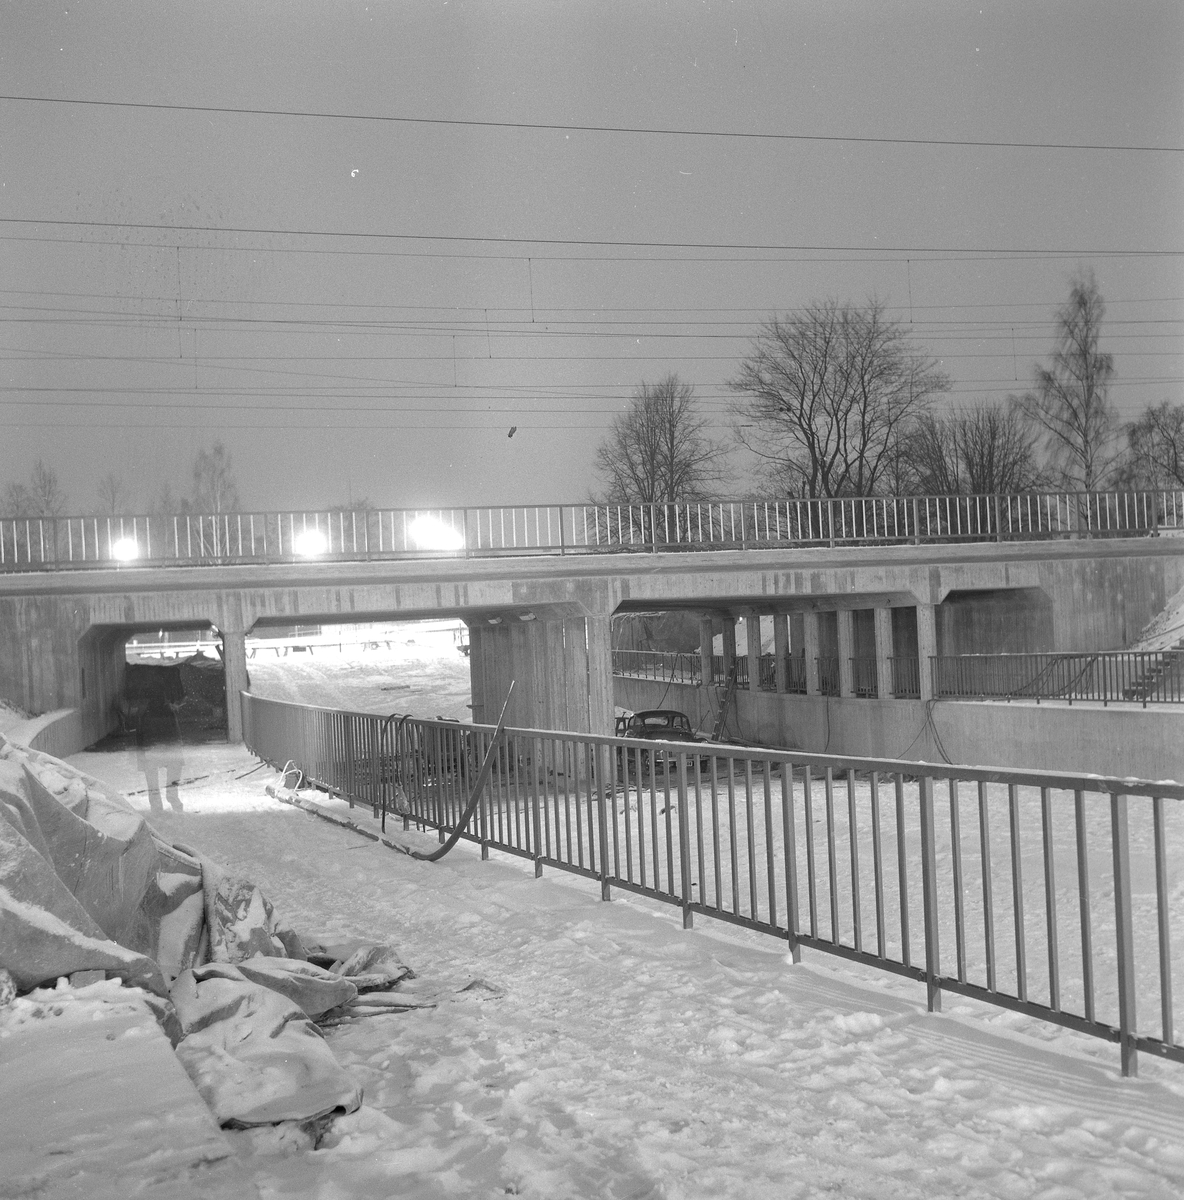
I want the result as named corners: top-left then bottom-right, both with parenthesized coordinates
top-left (244, 618), bottom-right (472, 722)
top-left (86, 623), bottom-right (232, 750)
top-left (124, 625), bottom-right (229, 744)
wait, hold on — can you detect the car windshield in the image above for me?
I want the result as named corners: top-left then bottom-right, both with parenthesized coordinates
top-left (638, 713), bottom-right (688, 732)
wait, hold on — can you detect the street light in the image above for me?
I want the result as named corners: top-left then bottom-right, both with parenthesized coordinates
top-left (409, 514), bottom-right (464, 552)
top-left (292, 528), bottom-right (329, 556)
top-left (111, 537), bottom-right (139, 562)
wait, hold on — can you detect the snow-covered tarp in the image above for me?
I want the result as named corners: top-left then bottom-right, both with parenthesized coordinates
top-left (0, 732), bottom-right (373, 1127)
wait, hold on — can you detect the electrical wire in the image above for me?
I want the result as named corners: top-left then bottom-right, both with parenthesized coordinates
top-left (7, 228), bottom-right (1174, 265)
top-left (1, 216), bottom-right (1178, 258)
top-left (3, 94), bottom-right (1179, 154)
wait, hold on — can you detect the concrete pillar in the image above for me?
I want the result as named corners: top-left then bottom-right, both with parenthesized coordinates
top-left (585, 614), bottom-right (615, 736)
top-left (559, 617), bottom-right (591, 732)
top-left (803, 611), bottom-right (821, 696)
top-left (466, 623), bottom-right (486, 723)
top-left (836, 609), bottom-right (855, 698)
top-left (476, 621), bottom-right (513, 726)
top-left (698, 614), bottom-right (714, 688)
top-left (473, 613), bottom-right (614, 736)
top-left (917, 603), bottom-right (938, 702)
top-left (220, 627), bottom-right (249, 743)
top-left (773, 613), bottom-right (789, 693)
top-left (744, 611), bottom-right (761, 690)
top-left (721, 618), bottom-right (737, 681)
top-left (789, 613), bottom-right (806, 692)
top-left (874, 607), bottom-right (894, 699)
top-left (541, 618), bottom-right (569, 731)
top-left (509, 620), bottom-right (545, 728)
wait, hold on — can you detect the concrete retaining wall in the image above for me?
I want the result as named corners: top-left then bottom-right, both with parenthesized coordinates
top-left (6, 708), bottom-right (86, 758)
top-left (615, 676), bottom-right (1183, 784)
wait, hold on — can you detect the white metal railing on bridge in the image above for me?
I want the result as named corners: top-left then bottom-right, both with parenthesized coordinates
top-left (2, 489), bottom-right (1182, 571)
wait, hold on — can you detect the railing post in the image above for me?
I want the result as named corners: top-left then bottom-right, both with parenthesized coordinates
top-left (911, 497), bottom-right (921, 545)
top-left (677, 753), bottom-right (694, 929)
top-left (918, 775), bottom-right (942, 1012)
top-left (478, 728), bottom-right (489, 856)
top-left (530, 735), bottom-right (544, 877)
top-left (596, 743), bottom-right (612, 900)
top-left (1110, 792), bottom-right (1138, 1076)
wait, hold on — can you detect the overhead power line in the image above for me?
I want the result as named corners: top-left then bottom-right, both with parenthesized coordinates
top-left (2, 286), bottom-right (1183, 313)
top-left (8, 229), bottom-right (1171, 266)
top-left (0, 217), bottom-right (1176, 258)
top-left (2, 94), bottom-right (1179, 154)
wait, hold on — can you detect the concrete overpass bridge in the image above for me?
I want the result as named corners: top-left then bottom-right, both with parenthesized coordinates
top-left (1, 490), bottom-right (1181, 767)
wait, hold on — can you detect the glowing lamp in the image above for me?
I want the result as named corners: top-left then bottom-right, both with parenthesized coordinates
top-left (111, 537), bottom-right (139, 562)
top-left (292, 528), bottom-right (329, 556)
top-left (409, 514), bottom-right (465, 552)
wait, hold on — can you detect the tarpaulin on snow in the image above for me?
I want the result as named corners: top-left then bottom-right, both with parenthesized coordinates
top-left (171, 960), bottom-right (361, 1125)
top-left (0, 733), bottom-right (365, 1127)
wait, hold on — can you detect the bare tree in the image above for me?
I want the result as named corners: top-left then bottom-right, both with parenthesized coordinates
top-left (191, 441), bottom-right (239, 513)
top-left (96, 471), bottom-right (134, 515)
top-left (152, 480), bottom-right (188, 515)
top-left (1019, 272), bottom-right (1118, 490)
top-left (2, 460), bottom-right (67, 517)
top-left (594, 374), bottom-right (726, 505)
top-left (907, 401), bottom-right (1047, 495)
top-left (728, 299), bottom-right (950, 497)
top-left (1116, 400), bottom-right (1184, 489)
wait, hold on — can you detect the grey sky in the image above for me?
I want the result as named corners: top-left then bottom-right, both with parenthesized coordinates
top-left (2, 1), bottom-right (1181, 512)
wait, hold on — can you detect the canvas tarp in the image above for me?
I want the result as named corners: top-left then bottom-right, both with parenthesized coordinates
top-left (0, 733), bottom-right (367, 1127)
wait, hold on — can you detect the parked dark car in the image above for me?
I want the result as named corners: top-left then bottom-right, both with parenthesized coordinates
top-left (615, 709), bottom-right (710, 776)
top-left (615, 709), bottom-right (701, 743)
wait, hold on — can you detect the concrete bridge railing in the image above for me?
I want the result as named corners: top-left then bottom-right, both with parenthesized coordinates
top-left (3, 488), bottom-right (1182, 572)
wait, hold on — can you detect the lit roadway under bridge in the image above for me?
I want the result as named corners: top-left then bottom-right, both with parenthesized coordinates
top-left (1, 494), bottom-right (1181, 766)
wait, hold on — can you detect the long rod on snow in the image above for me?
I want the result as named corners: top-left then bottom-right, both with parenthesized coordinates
top-left (410, 682), bottom-right (514, 862)
top-left (378, 711), bottom-right (413, 834)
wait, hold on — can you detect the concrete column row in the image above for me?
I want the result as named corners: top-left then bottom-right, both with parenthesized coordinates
top-left (696, 603), bottom-right (939, 703)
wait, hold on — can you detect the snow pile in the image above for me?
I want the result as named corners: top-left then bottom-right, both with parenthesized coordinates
top-left (0, 975), bottom-right (242, 1199)
top-left (0, 698), bottom-right (31, 737)
top-left (1132, 582), bottom-right (1184, 652)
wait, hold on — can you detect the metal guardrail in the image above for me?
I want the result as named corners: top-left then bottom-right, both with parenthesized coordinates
top-left (243, 692), bottom-right (1183, 1076)
top-left (3, 487), bottom-right (1182, 571)
top-left (612, 649), bottom-right (703, 686)
top-left (933, 652), bottom-right (1184, 707)
top-left (614, 650), bottom-right (811, 695)
top-left (890, 655), bottom-right (922, 699)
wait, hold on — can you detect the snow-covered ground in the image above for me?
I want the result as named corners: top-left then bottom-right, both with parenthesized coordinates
top-left (63, 737), bottom-right (1184, 1199)
top-left (245, 620), bottom-right (473, 722)
top-left (0, 698), bottom-right (29, 736)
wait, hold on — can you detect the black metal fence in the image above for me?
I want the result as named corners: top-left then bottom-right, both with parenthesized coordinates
top-left (611, 649), bottom-right (702, 686)
top-left (614, 648), bottom-right (1180, 706)
top-left (244, 692), bottom-right (1184, 1077)
top-left (932, 652), bottom-right (1184, 707)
